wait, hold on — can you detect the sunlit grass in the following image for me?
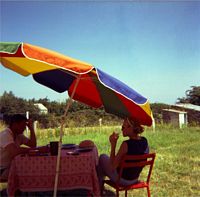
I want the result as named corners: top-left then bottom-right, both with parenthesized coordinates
top-left (32, 124), bottom-right (200, 197)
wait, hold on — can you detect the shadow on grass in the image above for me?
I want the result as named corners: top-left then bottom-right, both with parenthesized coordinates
top-left (0, 188), bottom-right (116, 197)
top-left (15, 189), bottom-right (90, 197)
top-left (102, 189), bottom-right (116, 197)
top-left (1, 189), bottom-right (88, 197)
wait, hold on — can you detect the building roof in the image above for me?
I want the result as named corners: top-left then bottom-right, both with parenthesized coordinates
top-left (34, 103), bottom-right (48, 110)
top-left (162, 109), bottom-right (187, 114)
top-left (174, 103), bottom-right (200, 112)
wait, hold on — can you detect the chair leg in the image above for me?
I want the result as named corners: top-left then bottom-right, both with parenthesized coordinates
top-left (125, 190), bottom-right (128, 197)
top-left (101, 182), bottom-right (105, 196)
top-left (147, 186), bottom-right (151, 197)
top-left (116, 189), bottom-right (119, 197)
top-left (87, 190), bottom-right (93, 197)
top-left (0, 189), bottom-right (7, 197)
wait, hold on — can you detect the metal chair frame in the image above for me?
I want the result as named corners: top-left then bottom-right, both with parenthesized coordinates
top-left (103, 153), bottom-right (156, 197)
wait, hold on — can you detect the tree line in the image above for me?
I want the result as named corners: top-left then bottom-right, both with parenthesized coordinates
top-left (1, 86), bottom-right (199, 128)
top-left (0, 91), bottom-right (121, 128)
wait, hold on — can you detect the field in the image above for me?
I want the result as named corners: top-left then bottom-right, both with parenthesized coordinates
top-left (33, 124), bottom-right (200, 197)
top-left (1, 124), bottom-right (200, 197)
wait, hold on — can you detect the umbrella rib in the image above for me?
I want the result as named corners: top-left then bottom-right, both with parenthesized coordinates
top-left (59, 68), bottom-right (100, 82)
top-left (58, 68), bottom-right (78, 78)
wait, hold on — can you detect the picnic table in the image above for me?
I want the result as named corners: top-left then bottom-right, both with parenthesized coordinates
top-left (7, 145), bottom-right (100, 196)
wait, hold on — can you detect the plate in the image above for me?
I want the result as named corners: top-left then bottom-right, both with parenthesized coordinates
top-left (62, 144), bottom-right (76, 149)
top-left (39, 153), bottom-right (49, 156)
top-left (28, 153), bottom-right (49, 157)
top-left (77, 147), bottom-right (93, 152)
top-left (66, 151), bottom-right (79, 155)
top-left (28, 150), bottom-right (40, 156)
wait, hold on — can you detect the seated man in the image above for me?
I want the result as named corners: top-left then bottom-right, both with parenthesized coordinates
top-left (0, 114), bottom-right (37, 180)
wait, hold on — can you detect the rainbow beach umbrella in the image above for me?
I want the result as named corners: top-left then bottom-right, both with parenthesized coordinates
top-left (0, 42), bottom-right (152, 125)
top-left (0, 42), bottom-right (152, 196)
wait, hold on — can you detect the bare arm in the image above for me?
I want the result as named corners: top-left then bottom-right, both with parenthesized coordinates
top-left (111, 142), bottom-right (127, 169)
top-left (25, 119), bottom-right (37, 148)
top-left (109, 132), bottom-right (119, 164)
top-left (109, 132), bottom-right (128, 170)
top-left (4, 143), bottom-right (31, 159)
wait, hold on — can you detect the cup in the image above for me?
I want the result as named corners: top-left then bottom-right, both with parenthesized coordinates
top-left (50, 141), bottom-right (59, 156)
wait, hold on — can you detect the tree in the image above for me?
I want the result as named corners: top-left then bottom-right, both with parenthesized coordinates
top-left (0, 91), bottom-right (39, 115)
top-left (0, 91), bottom-right (40, 124)
top-left (151, 103), bottom-right (170, 123)
top-left (177, 86), bottom-right (200, 105)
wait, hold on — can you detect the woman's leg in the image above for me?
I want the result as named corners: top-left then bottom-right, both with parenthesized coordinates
top-left (0, 168), bottom-right (9, 181)
top-left (98, 154), bottom-right (119, 183)
top-left (98, 154), bottom-right (138, 187)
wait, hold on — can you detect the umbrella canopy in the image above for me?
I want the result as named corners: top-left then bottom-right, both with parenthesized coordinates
top-left (0, 42), bottom-right (152, 126)
top-left (1, 42), bottom-right (153, 196)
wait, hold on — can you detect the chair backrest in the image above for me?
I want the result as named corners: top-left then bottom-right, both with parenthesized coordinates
top-left (117, 153), bottom-right (156, 184)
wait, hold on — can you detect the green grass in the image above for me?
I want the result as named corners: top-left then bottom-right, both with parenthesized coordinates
top-left (146, 126), bottom-right (200, 197)
top-left (33, 125), bottom-right (200, 197)
top-left (1, 123), bottom-right (199, 197)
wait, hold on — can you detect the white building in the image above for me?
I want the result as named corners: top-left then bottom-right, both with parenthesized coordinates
top-left (34, 103), bottom-right (48, 114)
top-left (174, 103), bottom-right (200, 111)
top-left (162, 109), bottom-right (187, 128)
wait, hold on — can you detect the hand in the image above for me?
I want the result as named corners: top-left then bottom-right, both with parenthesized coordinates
top-left (38, 145), bottom-right (50, 153)
top-left (26, 119), bottom-right (34, 131)
top-left (109, 132), bottom-right (119, 146)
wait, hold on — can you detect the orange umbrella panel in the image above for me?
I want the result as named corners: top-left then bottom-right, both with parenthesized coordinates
top-left (0, 42), bottom-right (94, 76)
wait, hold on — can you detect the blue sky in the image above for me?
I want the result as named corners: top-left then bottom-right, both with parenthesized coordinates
top-left (0, 1), bottom-right (200, 104)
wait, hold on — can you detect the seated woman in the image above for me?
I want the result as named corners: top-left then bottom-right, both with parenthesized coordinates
top-left (98, 117), bottom-right (149, 187)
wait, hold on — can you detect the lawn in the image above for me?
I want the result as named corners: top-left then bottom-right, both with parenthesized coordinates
top-left (34, 124), bottom-right (200, 197)
top-left (1, 124), bottom-right (199, 196)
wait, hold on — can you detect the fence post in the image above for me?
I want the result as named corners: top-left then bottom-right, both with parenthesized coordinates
top-left (26, 111), bottom-right (29, 134)
top-left (99, 118), bottom-right (102, 132)
top-left (152, 117), bottom-right (155, 132)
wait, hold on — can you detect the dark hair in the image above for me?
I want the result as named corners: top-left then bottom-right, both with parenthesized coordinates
top-left (126, 117), bottom-right (144, 134)
top-left (9, 114), bottom-right (27, 126)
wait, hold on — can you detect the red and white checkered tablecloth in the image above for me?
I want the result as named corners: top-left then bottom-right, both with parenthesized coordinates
top-left (7, 147), bottom-right (100, 196)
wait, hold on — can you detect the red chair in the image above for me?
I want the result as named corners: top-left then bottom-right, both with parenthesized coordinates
top-left (102, 153), bottom-right (156, 197)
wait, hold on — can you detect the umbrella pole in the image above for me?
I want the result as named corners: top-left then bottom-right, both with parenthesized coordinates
top-left (53, 76), bottom-right (81, 197)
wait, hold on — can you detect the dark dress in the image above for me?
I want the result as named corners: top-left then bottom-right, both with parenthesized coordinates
top-left (120, 137), bottom-right (149, 180)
